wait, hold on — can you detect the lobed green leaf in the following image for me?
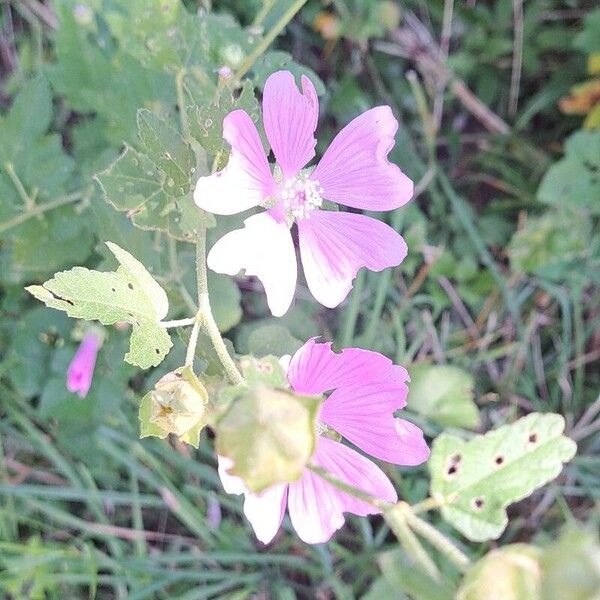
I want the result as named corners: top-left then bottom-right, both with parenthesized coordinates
top-left (26, 242), bottom-right (172, 368)
top-left (430, 413), bottom-right (576, 541)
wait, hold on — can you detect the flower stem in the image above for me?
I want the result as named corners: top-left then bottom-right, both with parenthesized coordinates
top-left (185, 314), bottom-right (202, 368)
top-left (161, 317), bottom-right (197, 329)
top-left (404, 511), bottom-right (471, 572)
top-left (190, 234), bottom-right (245, 385)
top-left (385, 505), bottom-right (442, 581)
top-left (233, 0), bottom-right (308, 83)
top-left (411, 496), bottom-right (443, 514)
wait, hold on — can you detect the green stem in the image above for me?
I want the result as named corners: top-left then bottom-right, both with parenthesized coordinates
top-left (191, 235), bottom-right (245, 385)
top-left (411, 496), bottom-right (442, 514)
top-left (161, 317), bottom-right (196, 329)
top-left (184, 314), bottom-right (202, 368)
top-left (4, 162), bottom-right (36, 209)
top-left (385, 506), bottom-right (441, 581)
top-left (0, 189), bottom-right (87, 235)
top-left (404, 511), bottom-right (471, 572)
top-left (253, 0), bottom-right (277, 27)
top-left (233, 0), bottom-right (308, 83)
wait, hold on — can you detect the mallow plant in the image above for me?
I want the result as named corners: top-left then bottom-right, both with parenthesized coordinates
top-left (26, 52), bottom-right (576, 592)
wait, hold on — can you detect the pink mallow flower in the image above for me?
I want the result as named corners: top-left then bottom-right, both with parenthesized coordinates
top-left (194, 70), bottom-right (413, 316)
top-left (66, 333), bottom-right (100, 398)
top-left (218, 339), bottom-right (430, 545)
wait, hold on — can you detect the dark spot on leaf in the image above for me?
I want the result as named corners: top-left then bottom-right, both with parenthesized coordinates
top-left (111, 287), bottom-right (116, 292)
top-left (473, 497), bottom-right (485, 510)
top-left (528, 432), bottom-right (538, 444)
top-left (495, 455), bottom-right (504, 466)
top-left (128, 283), bottom-right (134, 290)
top-left (155, 348), bottom-right (160, 354)
top-left (446, 453), bottom-right (462, 477)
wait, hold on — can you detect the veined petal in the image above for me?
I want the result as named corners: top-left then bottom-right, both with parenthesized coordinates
top-left (311, 106), bottom-right (413, 210)
top-left (207, 212), bottom-right (297, 317)
top-left (321, 383), bottom-right (430, 466)
top-left (194, 110), bottom-right (274, 215)
top-left (287, 338), bottom-right (398, 395)
top-left (263, 70), bottom-right (318, 178)
top-left (287, 438), bottom-right (396, 544)
top-left (298, 210), bottom-right (407, 309)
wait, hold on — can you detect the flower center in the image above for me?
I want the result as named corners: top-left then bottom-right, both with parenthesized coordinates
top-left (279, 175), bottom-right (323, 220)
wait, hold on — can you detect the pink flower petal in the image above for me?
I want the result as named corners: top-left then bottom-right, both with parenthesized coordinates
top-left (262, 70), bottom-right (318, 178)
top-left (218, 457), bottom-right (287, 544)
top-left (320, 383), bottom-right (430, 466)
top-left (311, 106), bottom-right (413, 210)
top-left (66, 333), bottom-right (100, 398)
top-left (288, 438), bottom-right (397, 544)
top-left (207, 212), bottom-right (297, 317)
top-left (298, 210), bottom-right (407, 309)
top-left (287, 339), bottom-right (397, 395)
top-left (194, 110), bottom-right (274, 215)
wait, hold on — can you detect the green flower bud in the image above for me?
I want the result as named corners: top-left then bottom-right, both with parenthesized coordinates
top-left (216, 384), bottom-right (320, 493)
top-left (457, 544), bottom-right (542, 600)
top-left (139, 367), bottom-right (209, 447)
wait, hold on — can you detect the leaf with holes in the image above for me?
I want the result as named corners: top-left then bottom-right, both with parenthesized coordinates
top-left (95, 110), bottom-right (214, 242)
top-left (429, 413), bottom-right (576, 542)
top-left (26, 242), bottom-right (172, 369)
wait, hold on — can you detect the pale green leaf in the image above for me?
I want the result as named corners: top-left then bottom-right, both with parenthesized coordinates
top-left (407, 364), bottom-right (480, 429)
top-left (247, 324), bottom-right (302, 358)
top-left (26, 242), bottom-right (172, 368)
top-left (430, 413), bottom-right (576, 541)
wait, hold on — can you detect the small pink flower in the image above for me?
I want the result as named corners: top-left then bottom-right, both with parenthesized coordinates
top-left (66, 333), bottom-right (100, 398)
top-left (218, 339), bottom-right (430, 545)
top-left (194, 70), bottom-right (413, 316)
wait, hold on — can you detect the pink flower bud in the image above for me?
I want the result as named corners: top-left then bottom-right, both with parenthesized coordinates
top-left (66, 333), bottom-right (100, 398)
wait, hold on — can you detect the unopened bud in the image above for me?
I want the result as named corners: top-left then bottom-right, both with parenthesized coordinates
top-left (216, 384), bottom-right (319, 493)
top-left (139, 367), bottom-right (209, 446)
